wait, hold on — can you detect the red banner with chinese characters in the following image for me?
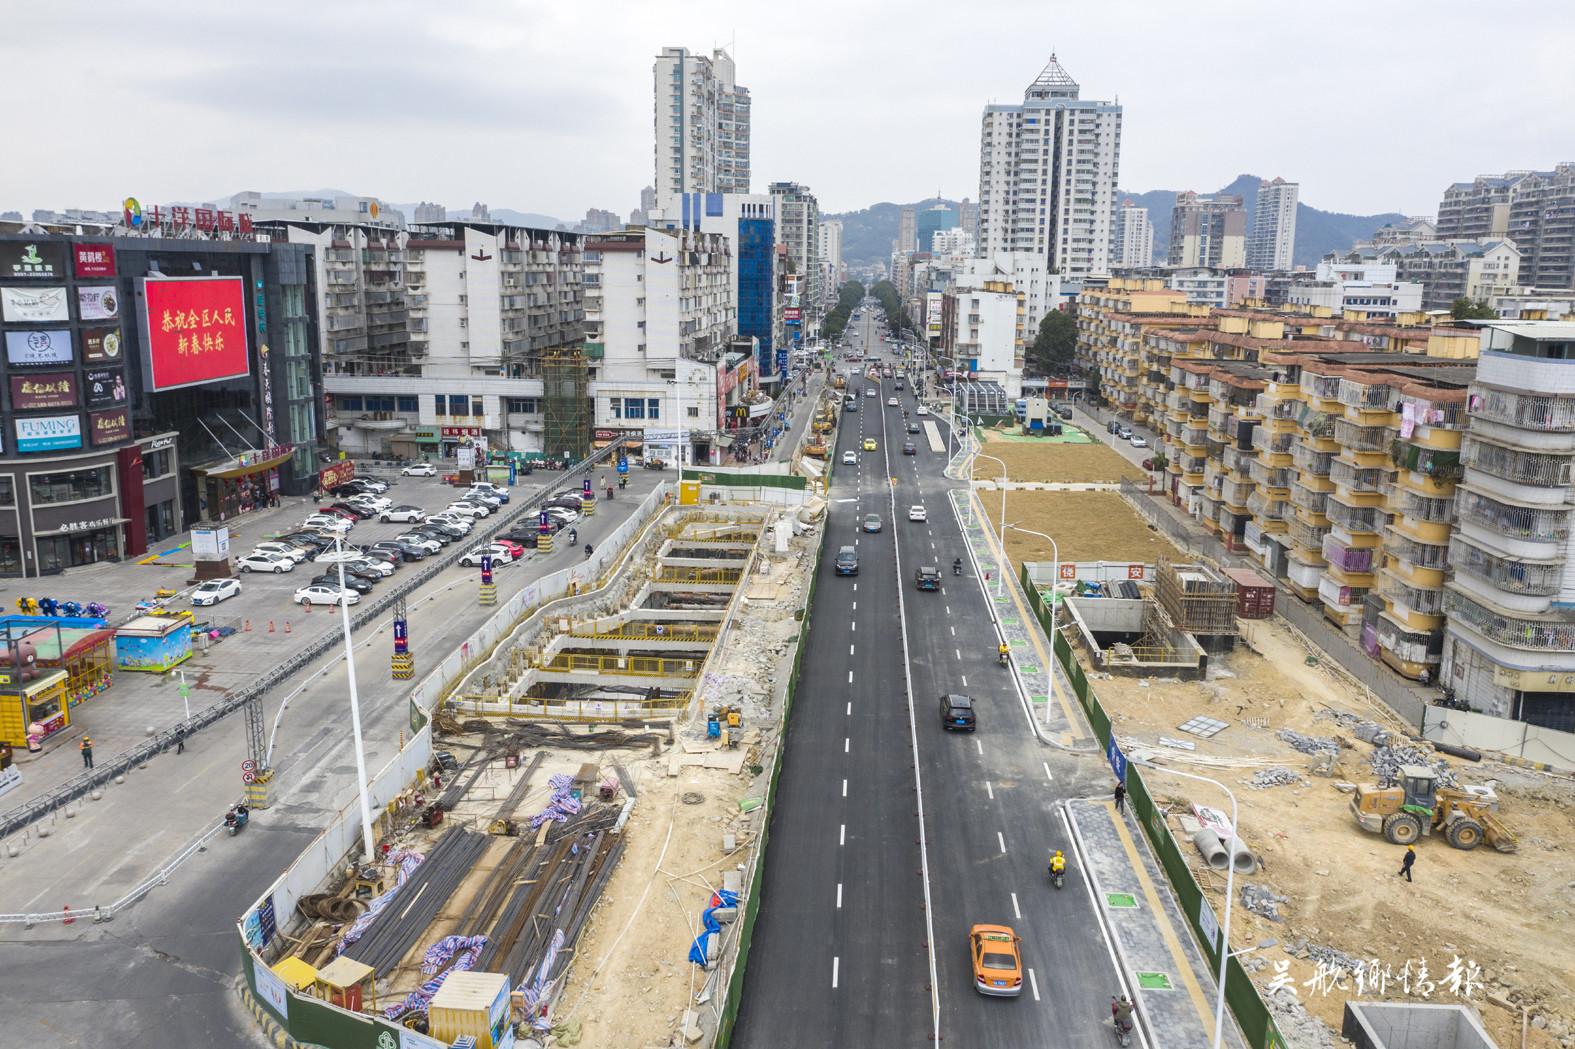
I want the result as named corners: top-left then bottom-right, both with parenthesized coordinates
top-left (142, 277), bottom-right (250, 390)
top-left (319, 461), bottom-right (356, 490)
top-left (10, 373), bottom-right (79, 411)
top-left (74, 243), bottom-right (116, 278)
top-left (89, 408), bottom-right (130, 446)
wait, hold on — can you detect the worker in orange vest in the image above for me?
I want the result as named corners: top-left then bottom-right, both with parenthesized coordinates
top-left (80, 737), bottom-right (94, 769)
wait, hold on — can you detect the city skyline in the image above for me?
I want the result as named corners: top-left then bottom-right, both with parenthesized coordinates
top-left (5, 1), bottom-right (1575, 220)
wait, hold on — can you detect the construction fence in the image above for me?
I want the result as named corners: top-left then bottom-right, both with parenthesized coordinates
top-left (1022, 566), bottom-right (1287, 1049)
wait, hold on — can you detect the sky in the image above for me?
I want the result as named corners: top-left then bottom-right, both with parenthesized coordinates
top-left (8, 0), bottom-right (1575, 223)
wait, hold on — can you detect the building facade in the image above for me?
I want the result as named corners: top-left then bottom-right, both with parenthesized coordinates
top-left (770, 182), bottom-right (820, 322)
top-left (897, 206), bottom-right (917, 254)
top-left (977, 56), bottom-right (1122, 277)
top-left (914, 205), bottom-right (957, 255)
top-left (1168, 192), bottom-right (1246, 269)
top-left (654, 47), bottom-right (750, 212)
top-left (1325, 240), bottom-right (1521, 313)
top-left (1437, 165), bottom-right (1575, 291)
top-left (1247, 178), bottom-right (1299, 271)
top-left (1114, 201), bottom-right (1153, 268)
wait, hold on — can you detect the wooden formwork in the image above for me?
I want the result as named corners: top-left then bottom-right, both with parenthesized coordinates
top-left (1154, 556), bottom-right (1239, 636)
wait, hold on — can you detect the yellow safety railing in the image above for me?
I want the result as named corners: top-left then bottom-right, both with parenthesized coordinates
top-left (652, 566), bottom-right (743, 585)
top-left (569, 622), bottom-right (719, 643)
top-left (539, 652), bottom-right (702, 677)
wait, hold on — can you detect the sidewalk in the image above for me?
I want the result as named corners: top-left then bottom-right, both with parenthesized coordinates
top-left (1069, 799), bottom-right (1248, 1049)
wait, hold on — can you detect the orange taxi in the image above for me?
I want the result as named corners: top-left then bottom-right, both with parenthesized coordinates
top-left (969, 924), bottom-right (1022, 997)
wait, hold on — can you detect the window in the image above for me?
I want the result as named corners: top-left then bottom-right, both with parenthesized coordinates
top-left (449, 396), bottom-right (469, 416)
top-left (623, 398), bottom-right (645, 420)
top-left (339, 396), bottom-right (364, 411)
top-left (0, 477), bottom-right (12, 506)
top-left (142, 449), bottom-right (173, 480)
top-left (290, 402), bottom-right (316, 444)
top-left (507, 398), bottom-right (538, 414)
top-left (647, 399), bottom-right (661, 419)
top-left (472, 398), bottom-right (485, 416)
top-left (30, 466), bottom-right (113, 505)
top-left (687, 406), bottom-right (700, 418)
top-left (433, 395), bottom-right (446, 415)
top-left (398, 396), bottom-right (419, 412)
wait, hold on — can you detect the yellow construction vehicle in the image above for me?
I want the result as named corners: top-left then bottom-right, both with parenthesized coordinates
top-left (833, 375), bottom-right (847, 390)
top-left (1350, 764), bottom-right (1517, 852)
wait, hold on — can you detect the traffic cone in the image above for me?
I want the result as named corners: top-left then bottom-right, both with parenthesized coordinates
top-left (62, 905), bottom-right (74, 925)
top-left (269, 621), bottom-right (275, 632)
top-left (303, 600), bottom-right (310, 613)
top-left (285, 621), bottom-right (291, 633)
top-left (244, 620), bottom-right (251, 631)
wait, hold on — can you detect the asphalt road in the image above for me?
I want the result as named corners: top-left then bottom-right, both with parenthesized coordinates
top-left (737, 309), bottom-right (1123, 1046)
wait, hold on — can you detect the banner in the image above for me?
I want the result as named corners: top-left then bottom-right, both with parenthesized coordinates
top-left (0, 242), bottom-right (65, 280)
top-left (81, 326), bottom-right (123, 362)
top-left (77, 286), bottom-right (120, 321)
top-left (319, 460), bottom-right (356, 490)
top-left (74, 243), bottom-right (116, 278)
top-left (2, 286), bottom-right (70, 323)
top-left (10, 373), bottom-right (79, 411)
top-left (85, 368), bottom-right (126, 407)
top-left (15, 414), bottom-right (82, 453)
top-left (141, 276), bottom-right (250, 390)
top-left (5, 329), bottom-right (74, 365)
top-left (89, 409), bottom-right (129, 446)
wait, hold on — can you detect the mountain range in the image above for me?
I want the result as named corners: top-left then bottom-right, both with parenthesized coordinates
top-left (828, 176), bottom-right (1409, 272)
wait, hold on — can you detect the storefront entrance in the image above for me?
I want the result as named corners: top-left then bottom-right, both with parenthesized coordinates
top-left (36, 527), bottom-right (122, 573)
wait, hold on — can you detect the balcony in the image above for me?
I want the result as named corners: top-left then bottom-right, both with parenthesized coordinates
top-left (1444, 587), bottom-right (1575, 652)
top-left (1332, 419), bottom-right (1391, 452)
top-left (1293, 444), bottom-right (1335, 476)
top-left (1461, 437), bottom-right (1573, 487)
top-left (1378, 577), bottom-right (1446, 616)
top-left (1289, 479), bottom-right (1329, 515)
top-left (1247, 460), bottom-right (1292, 490)
top-left (1222, 446), bottom-right (1257, 475)
top-left (1182, 426), bottom-right (1209, 448)
top-left (1454, 488), bottom-right (1572, 545)
top-left (1326, 495), bottom-right (1385, 534)
top-left (1448, 537), bottom-right (1561, 597)
top-left (1319, 576), bottom-right (1367, 609)
top-left (1399, 394), bottom-right (1466, 431)
top-left (1322, 534), bottom-right (1377, 573)
top-left (1466, 385), bottom-right (1575, 432)
top-left (1337, 377), bottom-right (1395, 411)
top-left (1299, 409), bottom-right (1337, 440)
top-left (1221, 479), bottom-right (1255, 507)
top-left (1246, 491), bottom-right (1291, 521)
top-left (1251, 427), bottom-right (1294, 456)
top-left (1387, 486), bottom-right (1454, 524)
top-left (1329, 459), bottom-right (1386, 493)
top-left (1306, 374), bottom-right (1344, 402)
top-left (1288, 516), bottom-right (1331, 552)
top-left (1383, 525), bottom-right (1450, 571)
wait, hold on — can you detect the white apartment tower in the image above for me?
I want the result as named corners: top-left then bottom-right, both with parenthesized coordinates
top-left (1247, 177), bottom-right (1299, 271)
top-left (654, 47), bottom-right (751, 212)
top-left (977, 56), bottom-right (1122, 277)
top-left (1114, 201), bottom-right (1153, 268)
top-left (819, 219), bottom-right (844, 302)
top-left (771, 182), bottom-right (821, 313)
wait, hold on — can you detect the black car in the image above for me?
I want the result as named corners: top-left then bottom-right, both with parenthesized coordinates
top-left (371, 541), bottom-right (426, 562)
top-left (916, 566), bottom-right (941, 591)
top-left (312, 572), bottom-right (373, 594)
top-left (907, 422), bottom-right (920, 434)
top-left (903, 441), bottom-right (917, 455)
top-left (338, 563), bottom-right (384, 583)
top-left (408, 525), bottom-right (455, 545)
top-left (546, 497), bottom-right (584, 512)
top-left (835, 545), bottom-right (858, 576)
top-left (329, 502), bottom-right (375, 520)
top-left (940, 694), bottom-right (976, 731)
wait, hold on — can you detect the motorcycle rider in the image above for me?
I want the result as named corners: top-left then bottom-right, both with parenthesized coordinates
top-left (1050, 850), bottom-right (1066, 879)
top-left (999, 642), bottom-right (1011, 664)
top-left (953, 557), bottom-right (962, 575)
top-left (1112, 994), bottom-right (1135, 1030)
top-left (584, 543), bottom-right (594, 559)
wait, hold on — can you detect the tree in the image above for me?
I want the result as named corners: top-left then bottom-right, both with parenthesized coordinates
top-left (1450, 297), bottom-right (1497, 320)
top-left (1028, 308), bottom-right (1078, 375)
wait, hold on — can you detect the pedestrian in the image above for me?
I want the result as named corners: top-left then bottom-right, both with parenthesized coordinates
top-left (1397, 845), bottom-right (1416, 882)
top-left (80, 737), bottom-right (94, 769)
top-left (1114, 780), bottom-right (1126, 813)
top-left (1418, 667), bottom-right (1430, 687)
top-left (176, 728), bottom-right (187, 755)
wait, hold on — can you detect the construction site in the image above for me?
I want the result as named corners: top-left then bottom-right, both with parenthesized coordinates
top-left (238, 497), bottom-right (826, 1049)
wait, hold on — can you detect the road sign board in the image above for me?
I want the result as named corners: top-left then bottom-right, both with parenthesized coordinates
top-left (241, 758), bottom-right (256, 773)
top-left (242, 770), bottom-right (257, 784)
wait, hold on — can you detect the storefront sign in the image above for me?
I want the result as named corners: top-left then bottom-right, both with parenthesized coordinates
top-left (10, 373), bottom-right (79, 411)
top-left (85, 368), bottom-right (126, 407)
top-left (74, 243), bottom-right (116, 278)
top-left (148, 435), bottom-right (175, 450)
top-left (141, 276), bottom-right (250, 390)
top-left (15, 414), bottom-right (82, 452)
top-left (59, 517), bottom-right (118, 533)
top-left (0, 242), bottom-right (65, 280)
top-left (319, 460), bottom-right (356, 489)
top-left (89, 408), bottom-right (129, 446)
top-left (1, 286), bottom-right (70, 323)
top-left (783, 307), bottom-right (802, 321)
top-left (191, 526), bottom-right (231, 559)
top-left (441, 426), bottom-right (482, 437)
top-left (123, 198), bottom-right (256, 237)
top-left (77, 286), bottom-right (119, 321)
top-left (81, 326), bottom-right (123, 362)
top-left (5, 329), bottom-right (74, 365)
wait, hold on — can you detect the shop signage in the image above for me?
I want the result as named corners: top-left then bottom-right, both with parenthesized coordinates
top-left (191, 526), bottom-right (231, 558)
top-left (89, 408), bottom-right (129, 446)
top-left (15, 414), bottom-right (82, 452)
top-left (141, 276), bottom-right (250, 390)
top-left (77, 286), bottom-right (119, 321)
top-left (440, 426), bottom-right (482, 437)
top-left (60, 517), bottom-right (117, 533)
top-left (5, 329), bottom-right (74, 365)
top-left (783, 307), bottom-right (802, 321)
top-left (415, 425), bottom-right (441, 437)
top-left (1, 286), bottom-right (70, 323)
top-left (10, 373), bottom-right (79, 411)
top-left (319, 460), bottom-right (356, 489)
top-left (148, 436), bottom-right (175, 450)
top-left (85, 368), bottom-right (126, 407)
top-left (122, 198), bottom-right (256, 237)
top-left (0, 242), bottom-right (65, 280)
top-left (74, 243), bottom-right (116, 278)
top-left (81, 326), bottom-right (123, 362)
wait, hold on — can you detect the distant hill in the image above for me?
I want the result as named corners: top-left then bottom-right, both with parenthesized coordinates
top-left (222, 190), bottom-right (567, 230)
top-left (828, 198), bottom-right (960, 271)
top-left (1119, 174), bottom-right (1407, 269)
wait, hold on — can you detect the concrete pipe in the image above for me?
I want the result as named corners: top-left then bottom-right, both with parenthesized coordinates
top-left (1225, 835), bottom-right (1257, 874)
top-left (1193, 829), bottom-right (1229, 870)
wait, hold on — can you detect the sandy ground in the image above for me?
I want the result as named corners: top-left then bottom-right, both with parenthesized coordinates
top-left (986, 490), bottom-right (1185, 565)
top-left (1079, 616), bottom-right (1575, 1049)
top-left (971, 430), bottom-right (1148, 485)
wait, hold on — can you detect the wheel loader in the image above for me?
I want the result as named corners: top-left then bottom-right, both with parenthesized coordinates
top-left (1350, 764), bottom-right (1517, 852)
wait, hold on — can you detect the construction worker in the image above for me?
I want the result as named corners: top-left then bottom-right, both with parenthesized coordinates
top-left (1398, 845), bottom-right (1416, 882)
top-left (80, 737), bottom-right (94, 769)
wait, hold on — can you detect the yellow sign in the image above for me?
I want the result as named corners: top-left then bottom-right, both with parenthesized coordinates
top-left (1493, 666), bottom-right (1575, 692)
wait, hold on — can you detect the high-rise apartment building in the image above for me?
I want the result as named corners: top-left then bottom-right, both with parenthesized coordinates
top-left (915, 204), bottom-right (957, 254)
top-left (413, 201), bottom-right (447, 224)
top-left (1246, 178), bottom-right (1299, 271)
top-left (977, 56), bottom-right (1122, 276)
top-left (1167, 191), bottom-right (1246, 268)
top-left (1437, 165), bottom-right (1575, 290)
top-left (653, 47), bottom-right (750, 212)
top-left (898, 206), bottom-right (917, 253)
top-left (1114, 201), bottom-right (1153, 268)
top-left (819, 219), bottom-right (844, 302)
top-left (957, 198), bottom-right (979, 244)
top-left (770, 181), bottom-right (820, 320)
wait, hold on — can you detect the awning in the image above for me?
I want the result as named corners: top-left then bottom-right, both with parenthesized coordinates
top-left (193, 448), bottom-right (295, 479)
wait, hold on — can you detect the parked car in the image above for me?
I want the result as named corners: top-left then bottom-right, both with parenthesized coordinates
top-left (314, 549), bottom-right (372, 567)
top-left (253, 541), bottom-right (309, 563)
top-left (940, 693), bottom-right (977, 731)
top-left (371, 541), bottom-right (426, 562)
top-left (293, 584), bottom-right (360, 607)
top-left (401, 461), bottom-right (437, 476)
top-left (495, 539), bottom-right (527, 559)
top-left (460, 544), bottom-right (516, 567)
top-left (1130, 436), bottom-right (1147, 448)
top-left (544, 507), bottom-right (579, 525)
top-left (425, 513), bottom-right (473, 533)
top-left (303, 514), bottom-right (353, 533)
top-left (394, 533), bottom-right (443, 553)
top-left (468, 482), bottom-right (511, 503)
top-left (279, 532), bottom-right (333, 551)
top-left (1118, 427), bottom-right (1133, 440)
top-left (413, 523), bottom-right (463, 542)
top-left (379, 505), bottom-right (426, 523)
top-left (346, 493), bottom-right (392, 511)
top-left (191, 579), bottom-right (242, 605)
top-left (237, 552), bottom-right (294, 574)
top-left (343, 556), bottom-right (396, 578)
top-left (444, 502), bottom-right (491, 518)
top-left (463, 491), bottom-right (503, 508)
top-left (329, 502), bottom-right (375, 520)
top-left (311, 572), bottom-right (373, 594)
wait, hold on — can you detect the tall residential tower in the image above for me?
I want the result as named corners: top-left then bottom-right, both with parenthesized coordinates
top-left (654, 47), bottom-right (751, 212)
top-left (1247, 177), bottom-right (1299, 271)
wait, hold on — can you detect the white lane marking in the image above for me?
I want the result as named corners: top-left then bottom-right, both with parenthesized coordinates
top-left (851, 621), bottom-right (856, 631)
top-left (945, 606), bottom-right (950, 614)
top-left (848, 670), bottom-right (853, 684)
top-left (1028, 967), bottom-right (1040, 1001)
top-left (961, 675), bottom-right (968, 687)
top-left (1044, 762), bottom-right (1054, 783)
top-left (840, 824), bottom-right (845, 846)
top-left (998, 831), bottom-right (1007, 854)
top-left (850, 644), bottom-right (855, 655)
top-left (955, 648), bottom-right (961, 659)
top-left (842, 779), bottom-right (848, 797)
top-left (950, 626), bottom-right (955, 636)
top-left (853, 583), bottom-right (857, 591)
top-left (846, 702), bottom-right (851, 716)
top-left (976, 738), bottom-right (983, 755)
top-left (837, 883), bottom-right (843, 908)
top-left (844, 738), bottom-right (849, 753)
top-left (832, 956), bottom-right (839, 989)
top-left (852, 602), bottom-right (856, 610)
top-left (986, 781), bottom-right (994, 800)
top-left (1011, 892), bottom-right (1021, 919)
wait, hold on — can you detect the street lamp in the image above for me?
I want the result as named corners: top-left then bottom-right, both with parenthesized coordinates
top-left (332, 533), bottom-right (377, 863)
top-left (1129, 758), bottom-right (1241, 1049)
top-left (974, 452), bottom-right (1008, 595)
top-left (1005, 522), bottom-right (1059, 726)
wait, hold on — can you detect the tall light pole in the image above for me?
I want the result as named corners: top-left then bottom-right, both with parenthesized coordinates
top-left (1005, 522), bottom-right (1059, 725)
top-left (974, 451), bottom-right (1008, 595)
top-left (1130, 758), bottom-right (1241, 1049)
top-left (333, 534), bottom-right (377, 862)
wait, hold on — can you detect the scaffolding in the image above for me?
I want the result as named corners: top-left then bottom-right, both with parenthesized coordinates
top-left (543, 353), bottom-right (591, 462)
top-left (1155, 557), bottom-right (1240, 636)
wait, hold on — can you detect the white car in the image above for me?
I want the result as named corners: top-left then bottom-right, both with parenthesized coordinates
top-left (544, 506), bottom-right (579, 524)
top-left (304, 514), bottom-right (353, 532)
top-left (294, 584), bottom-right (360, 607)
top-left (394, 533), bottom-right (442, 554)
top-left (460, 544), bottom-right (516, 567)
top-left (425, 513), bottom-right (473, 532)
top-left (237, 552), bottom-right (294, 574)
top-left (865, 389), bottom-right (877, 398)
top-left (346, 494), bottom-right (392, 511)
top-left (468, 482), bottom-right (510, 502)
top-left (344, 557), bottom-right (396, 578)
top-left (379, 505), bottom-right (426, 523)
top-left (842, 450), bottom-right (857, 465)
top-left (888, 397), bottom-right (899, 406)
top-left (353, 478), bottom-right (391, 493)
top-left (916, 405), bottom-right (928, 416)
top-left (909, 505), bottom-right (927, 522)
top-left (191, 579), bottom-right (242, 605)
top-left (401, 462), bottom-right (437, 476)
top-left (445, 501), bottom-right (492, 518)
top-left (252, 541), bottom-right (308, 563)
top-left (1130, 436), bottom-right (1148, 448)
top-left (464, 491), bottom-right (503, 508)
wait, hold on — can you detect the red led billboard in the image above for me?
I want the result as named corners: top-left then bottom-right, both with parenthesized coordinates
top-left (141, 277), bottom-right (250, 391)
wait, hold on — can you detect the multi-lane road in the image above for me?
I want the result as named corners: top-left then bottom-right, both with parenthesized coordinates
top-left (736, 306), bottom-right (1121, 1046)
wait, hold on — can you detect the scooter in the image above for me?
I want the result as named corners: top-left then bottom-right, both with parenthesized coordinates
top-left (225, 804), bottom-right (250, 836)
top-left (953, 560), bottom-right (962, 576)
top-left (999, 648), bottom-right (1010, 666)
top-left (584, 544), bottom-right (594, 560)
top-left (1112, 998), bottom-right (1134, 1047)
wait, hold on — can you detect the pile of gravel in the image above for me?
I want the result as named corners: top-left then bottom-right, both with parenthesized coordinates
top-left (1313, 708), bottom-right (1395, 747)
top-left (1276, 728), bottom-right (1341, 756)
top-left (1240, 883), bottom-right (1288, 922)
top-left (1368, 743), bottom-right (1457, 788)
top-left (1246, 767), bottom-right (1310, 790)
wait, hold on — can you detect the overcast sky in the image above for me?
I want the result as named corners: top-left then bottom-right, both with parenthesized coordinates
top-left (8, 1), bottom-right (1575, 222)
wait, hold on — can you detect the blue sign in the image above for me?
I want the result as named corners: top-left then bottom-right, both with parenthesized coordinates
top-left (776, 348), bottom-right (789, 375)
top-left (15, 414), bottom-right (82, 452)
top-left (583, 477), bottom-right (592, 496)
top-left (481, 555), bottom-right (493, 584)
top-left (539, 510), bottom-right (551, 534)
top-left (617, 457), bottom-right (628, 474)
top-left (1107, 737), bottom-right (1127, 784)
